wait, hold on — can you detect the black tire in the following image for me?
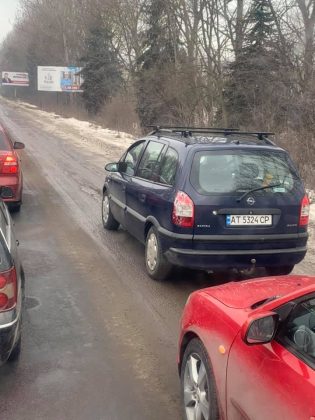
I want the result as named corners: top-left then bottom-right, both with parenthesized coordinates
top-left (266, 265), bottom-right (294, 276)
top-left (145, 226), bottom-right (172, 281)
top-left (8, 334), bottom-right (21, 362)
top-left (21, 266), bottom-right (26, 300)
top-left (102, 191), bottom-right (119, 230)
top-left (8, 202), bottom-right (21, 213)
top-left (181, 338), bottom-right (220, 420)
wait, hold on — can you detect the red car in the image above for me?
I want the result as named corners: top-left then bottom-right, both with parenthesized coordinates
top-left (178, 275), bottom-right (315, 420)
top-left (0, 124), bottom-right (24, 211)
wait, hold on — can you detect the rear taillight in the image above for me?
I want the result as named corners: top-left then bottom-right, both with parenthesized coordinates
top-left (172, 191), bottom-right (194, 228)
top-left (299, 194), bottom-right (310, 226)
top-left (2, 155), bottom-right (18, 174)
top-left (0, 268), bottom-right (17, 312)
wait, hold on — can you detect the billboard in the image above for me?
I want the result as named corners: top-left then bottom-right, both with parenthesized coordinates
top-left (1, 72), bottom-right (29, 87)
top-left (38, 66), bottom-right (83, 92)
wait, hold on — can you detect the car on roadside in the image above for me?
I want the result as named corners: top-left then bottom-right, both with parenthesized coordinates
top-left (102, 126), bottom-right (309, 281)
top-left (0, 191), bottom-right (24, 365)
top-left (178, 275), bottom-right (315, 420)
top-left (0, 123), bottom-right (25, 212)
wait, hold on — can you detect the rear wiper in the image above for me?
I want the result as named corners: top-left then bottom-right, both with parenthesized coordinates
top-left (236, 183), bottom-right (282, 203)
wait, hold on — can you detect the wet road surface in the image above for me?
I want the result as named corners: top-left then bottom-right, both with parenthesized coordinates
top-left (0, 100), bottom-right (313, 420)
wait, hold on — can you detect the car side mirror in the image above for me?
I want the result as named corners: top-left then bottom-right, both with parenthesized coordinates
top-left (105, 162), bottom-right (128, 173)
top-left (13, 141), bottom-right (25, 150)
top-left (242, 312), bottom-right (279, 345)
top-left (0, 186), bottom-right (14, 199)
top-left (105, 162), bottom-right (119, 172)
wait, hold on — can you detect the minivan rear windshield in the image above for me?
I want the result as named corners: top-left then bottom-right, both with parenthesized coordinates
top-left (190, 150), bottom-right (298, 195)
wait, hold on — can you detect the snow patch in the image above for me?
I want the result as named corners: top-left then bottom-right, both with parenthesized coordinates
top-left (1, 97), bottom-right (134, 156)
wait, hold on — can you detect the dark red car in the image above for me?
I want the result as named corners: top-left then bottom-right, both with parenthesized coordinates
top-left (0, 124), bottom-right (24, 211)
top-left (178, 275), bottom-right (315, 420)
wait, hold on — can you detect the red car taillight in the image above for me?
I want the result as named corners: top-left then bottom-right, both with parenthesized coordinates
top-left (2, 155), bottom-right (18, 174)
top-left (172, 191), bottom-right (195, 228)
top-left (299, 194), bottom-right (310, 226)
top-left (0, 268), bottom-right (17, 312)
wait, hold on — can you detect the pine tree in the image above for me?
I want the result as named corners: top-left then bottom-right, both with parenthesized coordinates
top-left (138, 0), bottom-right (175, 71)
top-left (81, 23), bottom-right (122, 115)
top-left (136, 0), bottom-right (178, 126)
top-left (224, 0), bottom-right (283, 127)
top-left (247, 0), bottom-right (274, 51)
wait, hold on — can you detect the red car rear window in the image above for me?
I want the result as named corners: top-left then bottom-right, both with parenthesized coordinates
top-left (0, 131), bottom-right (11, 151)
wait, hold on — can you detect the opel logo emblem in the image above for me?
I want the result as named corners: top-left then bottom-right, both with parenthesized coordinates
top-left (247, 196), bottom-right (255, 206)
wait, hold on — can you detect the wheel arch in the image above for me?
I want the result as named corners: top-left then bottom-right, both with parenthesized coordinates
top-left (178, 331), bottom-right (200, 375)
top-left (144, 216), bottom-right (160, 242)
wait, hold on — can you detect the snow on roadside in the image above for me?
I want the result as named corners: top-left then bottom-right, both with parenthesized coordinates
top-left (1, 98), bottom-right (134, 158)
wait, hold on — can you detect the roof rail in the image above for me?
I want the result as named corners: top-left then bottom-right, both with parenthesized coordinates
top-left (225, 131), bottom-right (274, 137)
top-left (146, 126), bottom-right (275, 143)
top-left (224, 131), bottom-right (275, 143)
top-left (147, 125), bottom-right (239, 133)
top-left (147, 125), bottom-right (240, 137)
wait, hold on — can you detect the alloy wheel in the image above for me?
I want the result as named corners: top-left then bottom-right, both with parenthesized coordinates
top-left (183, 353), bottom-right (210, 420)
top-left (102, 195), bottom-right (110, 224)
top-left (146, 232), bottom-right (158, 271)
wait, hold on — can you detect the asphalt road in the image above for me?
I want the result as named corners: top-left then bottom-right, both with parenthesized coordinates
top-left (0, 100), bottom-right (313, 420)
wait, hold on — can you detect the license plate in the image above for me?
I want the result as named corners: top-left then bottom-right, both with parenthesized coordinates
top-left (226, 215), bottom-right (272, 226)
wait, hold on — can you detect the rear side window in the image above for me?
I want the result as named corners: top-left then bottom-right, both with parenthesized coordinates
top-left (190, 150), bottom-right (298, 195)
top-left (0, 214), bottom-right (11, 271)
top-left (137, 141), bottom-right (165, 181)
top-left (159, 147), bottom-right (178, 185)
top-left (0, 243), bottom-right (10, 271)
top-left (0, 206), bottom-right (7, 239)
top-left (0, 131), bottom-right (11, 151)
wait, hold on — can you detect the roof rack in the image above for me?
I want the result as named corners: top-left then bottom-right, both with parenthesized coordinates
top-left (147, 125), bottom-right (239, 134)
top-left (147, 125), bottom-right (239, 131)
top-left (225, 131), bottom-right (275, 140)
top-left (146, 125), bottom-right (275, 144)
top-left (147, 125), bottom-right (240, 138)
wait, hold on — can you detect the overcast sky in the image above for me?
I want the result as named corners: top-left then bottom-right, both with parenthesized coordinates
top-left (0, 0), bottom-right (19, 42)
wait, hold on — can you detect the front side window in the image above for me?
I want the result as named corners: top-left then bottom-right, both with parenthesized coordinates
top-left (122, 142), bottom-right (144, 176)
top-left (278, 296), bottom-right (315, 367)
top-left (137, 141), bottom-right (165, 181)
top-left (190, 150), bottom-right (298, 195)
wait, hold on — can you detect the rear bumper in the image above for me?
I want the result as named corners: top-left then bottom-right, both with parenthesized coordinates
top-left (158, 227), bottom-right (308, 269)
top-left (0, 175), bottom-right (22, 203)
top-left (165, 246), bottom-right (307, 269)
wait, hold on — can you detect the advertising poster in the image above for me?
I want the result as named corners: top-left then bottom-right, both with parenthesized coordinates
top-left (1, 72), bottom-right (29, 87)
top-left (37, 66), bottom-right (83, 92)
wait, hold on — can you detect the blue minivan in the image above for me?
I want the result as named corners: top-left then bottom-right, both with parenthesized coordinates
top-left (102, 127), bottom-right (309, 281)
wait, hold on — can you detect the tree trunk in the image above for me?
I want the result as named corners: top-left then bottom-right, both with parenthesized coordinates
top-left (297, 0), bottom-right (315, 91)
top-left (235, 0), bottom-right (244, 58)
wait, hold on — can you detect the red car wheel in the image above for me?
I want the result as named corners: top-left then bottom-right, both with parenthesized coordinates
top-left (181, 338), bottom-right (220, 420)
